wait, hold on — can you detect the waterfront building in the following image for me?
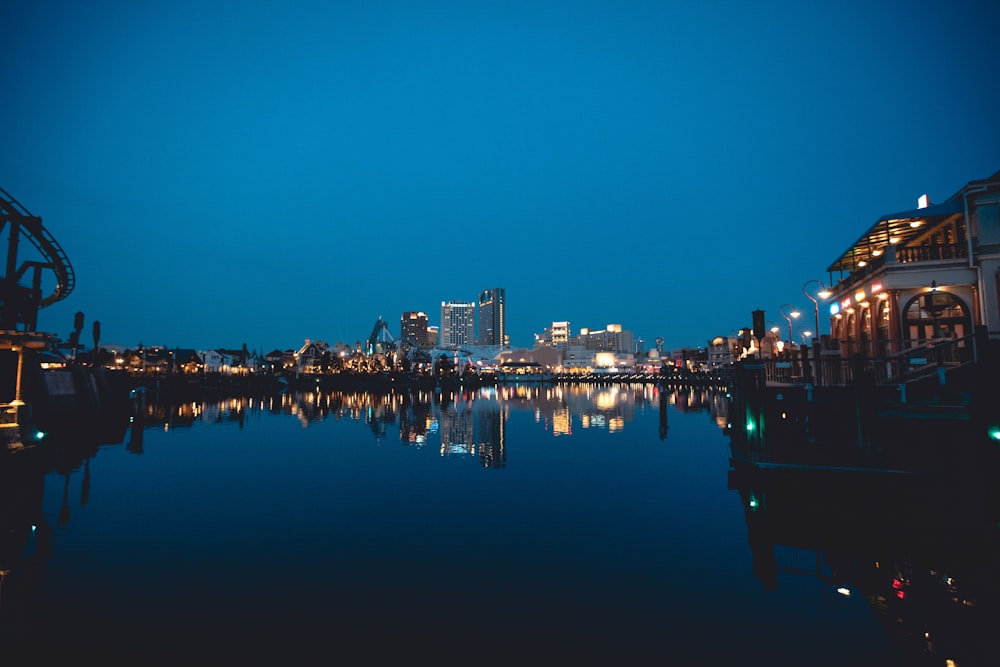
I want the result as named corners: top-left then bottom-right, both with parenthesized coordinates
top-left (400, 311), bottom-right (430, 347)
top-left (559, 346), bottom-right (634, 372)
top-left (173, 349), bottom-right (203, 374)
top-left (477, 288), bottom-right (506, 346)
top-left (669, 346), bottom-right (709, 372)
top-left (440, 301), bottom-right (475, 347)
top-left (550, 321), bottom-right (570, 349)
top-left (496, 346), bottom-right (563, 371)
top-left (294, 339), bottom-right (330, 374)
top-left (533, 321), bottom-right (570, 350)
top-left (823, 169), bottom-right (1000, 355)
top-left (707, 336), bottom-right (738, 369)
top-left (574, 324), bottom-right (634, 354)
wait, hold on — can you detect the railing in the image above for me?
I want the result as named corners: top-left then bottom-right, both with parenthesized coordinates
top-left (832, 242), bottom-right (967, 292)
top-left (762, 333), bottom-right (981, 388)
top-left (895, 243), bottom-right (967, 264)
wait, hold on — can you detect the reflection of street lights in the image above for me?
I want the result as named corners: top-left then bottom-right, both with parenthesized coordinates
top-left (803, 280), bottom-right (832, 338)
top-left (780, 304), bottom-right (801, 350)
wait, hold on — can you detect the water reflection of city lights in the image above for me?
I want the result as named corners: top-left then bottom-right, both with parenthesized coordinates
top-left (130, 386), bottom-right (731, 461)
top-left (595, 390), bottom-right (617, 410)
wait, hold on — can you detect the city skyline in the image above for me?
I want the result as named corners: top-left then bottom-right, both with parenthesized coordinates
top-left (3, 1), bottom-right (998, 352)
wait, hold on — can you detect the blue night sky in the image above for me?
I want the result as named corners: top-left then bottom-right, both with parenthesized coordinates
top-left (3, 0), bottom-right (998, 353)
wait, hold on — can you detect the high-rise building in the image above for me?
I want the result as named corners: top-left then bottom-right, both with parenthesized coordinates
top-left (575, 324), bottom-right (634, 353)
top-left (477, 288), bottom-right (506, 346)
top-left (400, 311), bottom-right (429, 347)
top-left (550, 321), bottom-right (569, 349)
top-left (441, 301), bottom-right (475, 347)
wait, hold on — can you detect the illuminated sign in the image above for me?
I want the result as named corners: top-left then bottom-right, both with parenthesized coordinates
top-left (841, 298), bottom-right (852, 309)
top-left (829, 303), bottom-right (840, 315)
top-left (870, 282), bottom-right (883, 294)
top-left (854, 290), bottom-right (867, 302)
top-left (918, 194), bottom-right (929, 209)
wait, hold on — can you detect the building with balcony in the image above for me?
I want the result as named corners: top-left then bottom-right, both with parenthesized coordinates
top-left (822, 169), bottom-right (1000, 357)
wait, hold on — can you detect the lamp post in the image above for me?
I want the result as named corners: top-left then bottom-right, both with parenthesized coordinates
top-left (803, 280), bottom-right (832, 339)
top-left (797, 328), bottom-right (813, 345)
top-left (779, 304), bottom-right (801, 351)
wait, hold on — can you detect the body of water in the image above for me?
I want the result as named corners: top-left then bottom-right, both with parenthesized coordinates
top-left (1, 383), bottom-right (997, 664)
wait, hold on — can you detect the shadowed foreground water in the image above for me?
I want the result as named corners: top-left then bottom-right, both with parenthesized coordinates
top-left (1, 384), bottom-right (997, 665)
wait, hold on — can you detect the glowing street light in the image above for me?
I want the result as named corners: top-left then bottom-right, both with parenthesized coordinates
top-left (779, 304), bottom-right (801, 350)
top-left (803, 280), bottom-right (832, 338)
top-left (767, 326), bottom-right (781, 357)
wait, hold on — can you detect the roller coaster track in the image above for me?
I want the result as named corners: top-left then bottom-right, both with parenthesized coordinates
top-left (0, 186), bottom-right (75, 307)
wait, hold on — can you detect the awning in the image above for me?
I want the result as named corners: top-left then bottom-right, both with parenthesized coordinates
top-left (826, 197), bottom-right (965, 274)
top-left (875, 198), bottom-right (964, 223)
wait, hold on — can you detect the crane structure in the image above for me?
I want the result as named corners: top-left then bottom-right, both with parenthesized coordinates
top-left (364, 316), bottom-right (429, 368)
top-left (365, 316), bottom-right (396, 356)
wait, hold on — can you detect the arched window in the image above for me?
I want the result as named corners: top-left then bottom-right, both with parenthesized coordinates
top-left (903, 291), bottom-right (970, 347)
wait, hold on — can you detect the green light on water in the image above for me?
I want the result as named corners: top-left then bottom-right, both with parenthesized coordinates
top-left (746, 421), bottom-right (754, 433)
top-left (988, 426), bottom-right (1000, 441)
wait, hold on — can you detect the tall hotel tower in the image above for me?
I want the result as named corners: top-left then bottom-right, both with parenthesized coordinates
top-left (440, 301), bottom-right (475, 347)
top-left (400, 311), bottom-right (429, 347)
top-left (477, 288), bottom-right (506, 346)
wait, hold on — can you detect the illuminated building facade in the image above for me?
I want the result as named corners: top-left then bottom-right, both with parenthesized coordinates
top-left (440, 300), bottom-right (475, 347)
top-left (477, 287), bottom-right (506, 346)
top-left (574, 324), bottom-right (634, 354)
top-left (550, 321), bottom-right (570, 349)
top-left (824, 169), bottom-right (1000, 356)
top-left (400, 311), bottom-right (429, 347)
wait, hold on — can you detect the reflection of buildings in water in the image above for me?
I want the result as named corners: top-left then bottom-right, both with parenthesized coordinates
top-left (729, 464), bottom-right (999, 665)
top-left (135, 387), bottom-right (734, 451)
top-left (566, 384), bottom-right (639, 432)
top-left (491, 382), bottom-right (678, 435)
top-left (0, 439), bottom-right (104, 623)
top-left (552, 406), bottom-right (571, 436)
top-left (399, 399), bottom-right (434, 446)
top-left (476, 409), bottom-right (506, 468)
top-left (141, 397), bottom-right (265, 432)
top-left (663, 387), bottom-right (730, 430)
top-left (439, 405), bottom-right (475, 457)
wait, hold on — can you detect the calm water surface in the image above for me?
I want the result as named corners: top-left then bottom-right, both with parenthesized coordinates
top-left (1, 383), bottom-right (997, 665)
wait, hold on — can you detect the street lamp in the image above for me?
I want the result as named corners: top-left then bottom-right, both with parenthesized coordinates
top-left (797, 328), bottom-right (813, 345)
top-left (779, 304), bottom-right (801, 351)
top-left (803, 280), bottom-right (832, 338)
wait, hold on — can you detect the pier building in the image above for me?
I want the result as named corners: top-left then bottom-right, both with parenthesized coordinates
top-left (823, 168), bottom-right (1000, 359)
